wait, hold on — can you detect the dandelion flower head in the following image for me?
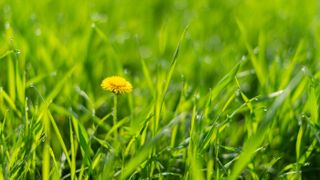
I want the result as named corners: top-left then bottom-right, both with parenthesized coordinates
top-left (101, 76), bottom-right (132, 94)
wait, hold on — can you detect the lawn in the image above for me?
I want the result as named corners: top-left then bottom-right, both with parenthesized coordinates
top-left (0, 0), bottom-right (320, 179)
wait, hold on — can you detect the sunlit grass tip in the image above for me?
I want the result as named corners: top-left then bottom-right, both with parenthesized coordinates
top-left (101, 76), bottom-right (133, 94)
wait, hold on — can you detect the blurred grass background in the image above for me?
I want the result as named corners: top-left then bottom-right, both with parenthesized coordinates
top-left (1, 0), bottom-right (320, 179)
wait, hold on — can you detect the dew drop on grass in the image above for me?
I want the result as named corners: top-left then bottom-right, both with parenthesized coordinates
top-left (88, 128), bottom-right (94, 136)
top-left (298, 117), bottom-right (302, 126)
top-left (41, 134), bottom-right (47, 142)
top-left (194, 92), bottom-right (200, 100)
top-left (241, 55), bottom-right (247, 62)
top-left (253, 47), bottom-right (259, 55)
top-left (162, 128), bottom-right (170, 135)
top-left (50, 71), bottom-right (57, 76)
top-left (92, 109), bottom-right (96, 117)
top-left (196, 114), bottom-right (202, 120)
top-left (91, 12), bottom-right (108, 23)
top-left (75, 85), bottom-right (89, 100)
top-left (304, 162), bottom-right (310, 166)
top-left (204, 55), bottom-right (212, 64)
top-left (235, 89), bottom-right (241, 96)
top-left (25, 97), bottom-right (29, 112)
top-left (35, 28), bottom-right (42, 36)
top-left (60, 153), bottom-right (66, 162)
top-left (5, 22), bottom-right (10, 29)
top-left (14, 49), bottom-right (21, 57)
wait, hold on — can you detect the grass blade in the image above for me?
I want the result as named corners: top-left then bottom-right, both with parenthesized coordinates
top-left (229, 68), bottom-right (305, 180)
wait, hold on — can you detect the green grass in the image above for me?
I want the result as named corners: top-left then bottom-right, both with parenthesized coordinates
top-left (1, 0), bottom-right (320, 179)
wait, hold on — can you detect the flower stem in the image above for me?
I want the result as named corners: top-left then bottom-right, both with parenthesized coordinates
top-left (113, 94), bottom-right (118, 139)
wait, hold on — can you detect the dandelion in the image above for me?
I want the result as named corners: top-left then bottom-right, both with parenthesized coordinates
top-left (101, 76), bottom-right (132, 139)
top-left (101, 76), bottom-right (132, 94)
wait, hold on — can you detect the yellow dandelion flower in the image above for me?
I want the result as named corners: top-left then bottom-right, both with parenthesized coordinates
top-left (101, 76), bottom-right (133, 94)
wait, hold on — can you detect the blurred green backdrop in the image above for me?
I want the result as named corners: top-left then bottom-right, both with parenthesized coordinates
top-left (1, 0), bottom-right (320, 179)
